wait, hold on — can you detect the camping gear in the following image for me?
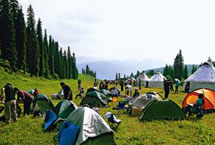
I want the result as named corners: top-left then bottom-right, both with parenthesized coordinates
top-left (80, 91), bottom-right (109, 107)
top-left (139, 100), bottom-right (187, 121)
top-left (51, 89), bottom-right (64, 99)
top-left (58, 121), bottom-right (80, 145)
top-left (131, 107), bottom-right (142, 116)
top-left (182, 88), bottom-right (215, 112)
top-left (33, 94), bottom-right (54, 113)
top-left (148, 72), bottom-right (166, 88)
top-left (184, 62), bottom-right (215, 91)
top-left (66, 107), bottom-right (115, 145)
top-left (105, 112), bottom-right (121, 130)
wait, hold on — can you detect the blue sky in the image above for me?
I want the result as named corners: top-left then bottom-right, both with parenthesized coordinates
top-left (18, 0), bottom-right (215, 64)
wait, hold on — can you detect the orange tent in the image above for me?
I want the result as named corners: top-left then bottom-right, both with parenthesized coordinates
top-left (182, 88), bottom-right (215, 111)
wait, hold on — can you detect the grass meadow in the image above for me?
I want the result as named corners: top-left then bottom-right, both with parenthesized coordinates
top-left (0, 67), bottom-right (215, 145)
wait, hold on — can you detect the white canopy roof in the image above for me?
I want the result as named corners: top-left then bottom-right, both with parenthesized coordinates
top-left (185, 62), bottom-right (215, 83)
top-left (149, 72), bottom-right (166, 82)
top-left (137, 73), bottom-right (149, 81)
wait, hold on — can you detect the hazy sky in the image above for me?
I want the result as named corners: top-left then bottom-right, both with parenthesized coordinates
top-left (18, 0), bottom-right (215, 64)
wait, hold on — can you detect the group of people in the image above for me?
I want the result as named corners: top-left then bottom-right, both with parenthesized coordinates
top-left (0, 83), bottom-right (40, 123)
top-left (0, 78), bottom-right (204, 124)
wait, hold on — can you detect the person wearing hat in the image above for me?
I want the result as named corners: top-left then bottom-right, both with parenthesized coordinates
top-left (14, 88), bottom-right (33, 116)
top-left (0, 83), bottom-right (17, 123)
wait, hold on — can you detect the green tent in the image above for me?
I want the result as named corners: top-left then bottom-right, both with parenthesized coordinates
top-left (54, 100), bottom-right (77, 119)
top-left (139, 100), bottom-right (187, 121)
top-left (80, 91), bottom-right (109, 107)
top-left (66, 107), bottom-right (115, 145)
top-left (33, 94), bottom-right (54, 113)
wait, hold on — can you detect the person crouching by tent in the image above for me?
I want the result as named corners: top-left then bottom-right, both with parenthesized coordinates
top-left (14, 88), bottom-right (32, 116)
top-left (133, 88), bottom-right (140, 98)
top-left (76, 87), bottom-right (85, 100)
top-left (60, 82), bottom-right (73, 100)
top-left (0, 83), bottom-right (17, 124)
top-left (184, 93), bottom-right (204, 119)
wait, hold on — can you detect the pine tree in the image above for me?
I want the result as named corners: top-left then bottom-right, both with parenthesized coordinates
top-left (43, 29), bottom-right (50, 78)
top-left (183, 65), bottom-right (188, 79)
top-left (36, 19), bottom-right (45, 76)
top-left (163, 64), bottom-right (169, 77)
top-left (191, 65), bottom-right (197, 74)
top-left (59, 47), bottom-right (64, 78)
top-left (86, 65), bottom-right (89, 75)
top-left (54, 42), bottom-right (61, 77)
top-left (67, 47), bottom-right (72, 79)
top-left (0, 0), bottom-right (17, 69)
top-left (26, 5), bottom-right (40, 76)
top-left (174, 49), bottom-right (184, 79)
top-left (63, 50), bottom-right (68, 78)
top-left (48, 36), bottom-right (54, 75)
top-left (14, 7), bottom-right (26, 71)
top-left (72, 52), bottom-right (77, 79)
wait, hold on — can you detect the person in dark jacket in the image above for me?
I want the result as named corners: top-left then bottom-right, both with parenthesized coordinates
top-left (133, 88), bottom-right (140, 98)
top-left (14, 88), bottom-right (33, 116)
top-left (60, 82), bottom-right (73, 100)
top-left (0, 83), bottom-right (17, 123)
top-left (163, 79), bottom-right (170, 99)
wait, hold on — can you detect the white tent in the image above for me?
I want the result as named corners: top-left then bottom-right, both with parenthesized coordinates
top-left (148, 72), bottom-right (166, 88)
top-left (136, 72), bottom-right (150, 86)
top-left (184, 62), bottom-right (215, 91)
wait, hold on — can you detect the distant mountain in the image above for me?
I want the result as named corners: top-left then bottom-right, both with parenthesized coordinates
top-left (77, 57), bottom-right (168, 79)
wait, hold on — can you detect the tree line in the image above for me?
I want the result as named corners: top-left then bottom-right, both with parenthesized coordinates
top-left (81, 65), bottom-right (96, 78)
top-left (129, 50), bottom-right (214, 81)
top-left (0, 0), bottom-right (78, 79)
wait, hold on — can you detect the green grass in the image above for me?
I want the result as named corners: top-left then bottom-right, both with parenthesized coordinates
top-left (0, 68), bottom-right (215, 145)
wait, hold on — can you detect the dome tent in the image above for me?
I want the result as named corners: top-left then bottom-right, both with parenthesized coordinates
top-left (139, 100), bottom-right (187, 121)
top-left (184, 62), bottom-right (215, 91)
top-left (129, 92), bottom-right (162, 109)
top-left (182, 88), bottom-right (215, 112)
top-left (80, 91), bottom-right (109, 107)
top-left (65, 107), bottom-right (115, 145)
top-left (148, 72), bottom-right (166, 88)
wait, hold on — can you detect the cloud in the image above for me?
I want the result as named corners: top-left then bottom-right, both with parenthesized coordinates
top-left (18, 0), bottom-right (215, 64)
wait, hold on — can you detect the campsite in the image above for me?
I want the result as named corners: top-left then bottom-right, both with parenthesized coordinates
top-left (1, 0), bottom-right (215, 145)
top-left (1, 67), bottom-right (215, 145)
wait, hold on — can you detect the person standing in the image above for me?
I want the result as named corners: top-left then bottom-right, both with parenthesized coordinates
top-left (175, 80), bottom-right (180, 94)
top-left (94, 79), bottom-right (98, 87)
top-left (0, 83), bottom-right (17, 124)
top-left (164, 79), bottom-right (170, 99)
top-left (60, 82), bottom-right (73, 100)
top-left (14, 88), bottom-right (33, 116)
top-left (120, 80), bottom-right (124, 91)
top-left (138, 79), bottom-right (142, 90)
top-left (78, 80), bottom-right (82, 91)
